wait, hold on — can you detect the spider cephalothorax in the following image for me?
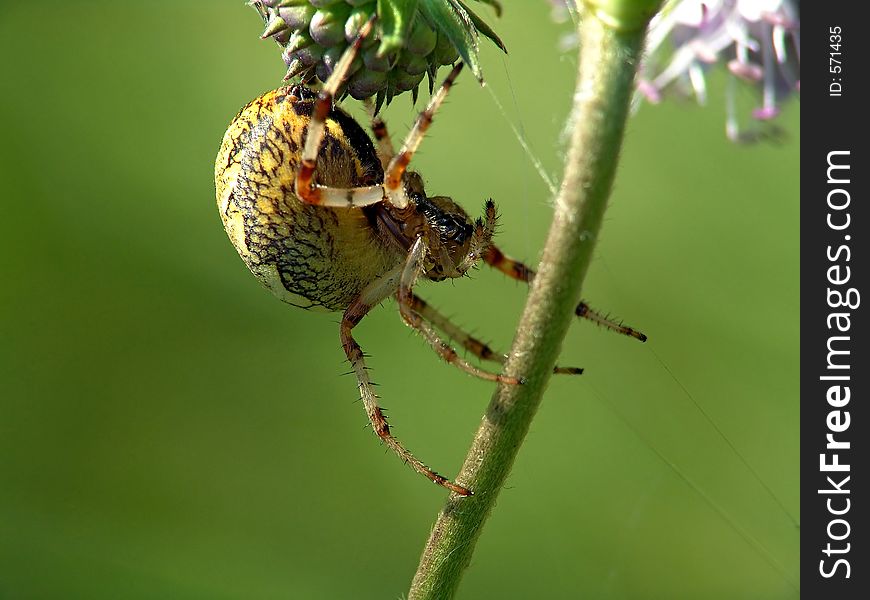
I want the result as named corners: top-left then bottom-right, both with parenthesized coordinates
top-left (371, 171), bottom-right (496, 282)
top-left (215, 17), bottom-right (645, 496)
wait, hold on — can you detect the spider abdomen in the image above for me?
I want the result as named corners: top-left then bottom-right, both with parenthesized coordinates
top-left (215, 87), bottom-right (403, 311)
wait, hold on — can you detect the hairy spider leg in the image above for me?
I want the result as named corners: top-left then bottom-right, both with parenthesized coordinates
top-left (293, 15), bottom-right (386, 208)
top-left (398, 238), bottom-right (522, 385)
top-left (454, 199), bottom-right (498, 275)
top-left (293, 19), bottom-right (464, 211)
top-left (408, 294), bottom-right (584, 376)
top-left (364, 98), bottom-right (395, 169)
top-left (340, 266), bottom-right (472, 496)
top-left (483, 246), bottom-right (648, 342)
top-left (383, 63), bottom-right (465, 207)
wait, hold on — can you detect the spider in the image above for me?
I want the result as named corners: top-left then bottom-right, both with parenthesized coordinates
top-left (215, 18), bottom-right (645, 496)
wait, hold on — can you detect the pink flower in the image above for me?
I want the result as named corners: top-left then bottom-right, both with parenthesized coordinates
top-left (638, 0), bottom-right (800, 142)
top-left (550, 0), bottom-right (800, 142)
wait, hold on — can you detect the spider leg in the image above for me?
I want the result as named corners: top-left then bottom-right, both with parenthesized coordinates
top-left (455, 199), bottom-right (498, 275)
top-left (409, 293), bottom-right (584, 376)
top-left (398, 238), bottom-right (522, 385)
top-left (382, 63), bottom-right (465, 207)
top-left (294, 33), bottom-right (462, 210)
top-left (363, 98), bottom-right (395, 169)
top-left (341, 266), bottom-right (472, 496)
top-left (483, 245), bottom-right (648, 342)
top-left (292, 15), bottom-right (386, 209)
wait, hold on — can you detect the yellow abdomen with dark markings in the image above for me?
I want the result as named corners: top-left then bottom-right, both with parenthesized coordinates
top-left (215, 87), bottom-right (403, 311)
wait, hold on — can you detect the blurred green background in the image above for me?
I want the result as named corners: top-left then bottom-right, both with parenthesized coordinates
top-left (0, 1), bottom-right (798, 599)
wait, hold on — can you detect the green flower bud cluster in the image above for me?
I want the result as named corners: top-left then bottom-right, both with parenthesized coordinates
top-left (254, 0), bottom-right (505, 110)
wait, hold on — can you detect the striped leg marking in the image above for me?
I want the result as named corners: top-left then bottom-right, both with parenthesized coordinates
top-left (341, 267), bottom-right (472, 496)
top-left (398, 238), bottom-right (522, 385)
top-left (483, 246), bottom-right (648, 342)
top-left (409, 294), bottom-right (584, 376)
top-left (364, 98), bottom-right (395, 169)
top-left (295, 15), bottom-right (381, 207)
top-left (383, 63), bottom-right (465, 208)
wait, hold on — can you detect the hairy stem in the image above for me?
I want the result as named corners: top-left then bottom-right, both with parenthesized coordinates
top-left (409, 5), bottom-right (658, 598)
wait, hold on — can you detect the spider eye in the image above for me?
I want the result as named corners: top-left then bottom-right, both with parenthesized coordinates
top-left (452, 222), bottom-right (473, 244)
top-left (430, 212), bottom-right (470, 243)
top-left (417, 195), bottom-right (474, 255)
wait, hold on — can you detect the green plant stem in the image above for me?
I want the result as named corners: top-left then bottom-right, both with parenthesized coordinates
top-left (408, 5), bottom-right (657, 599)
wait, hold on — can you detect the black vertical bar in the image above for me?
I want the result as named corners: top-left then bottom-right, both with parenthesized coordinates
top-left (801, 1), bottom-right (867, 597)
